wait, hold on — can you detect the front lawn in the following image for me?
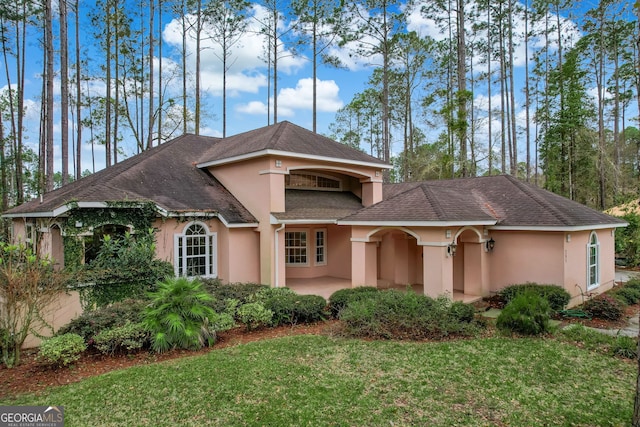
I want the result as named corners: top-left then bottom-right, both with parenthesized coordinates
top-left (1, 335), bottom-right (634, 426)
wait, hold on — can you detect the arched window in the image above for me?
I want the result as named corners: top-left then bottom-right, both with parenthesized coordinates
top-left (587, 231), bottom-right (599, 290)
top-left (174, 222), bottom-right (217, 278)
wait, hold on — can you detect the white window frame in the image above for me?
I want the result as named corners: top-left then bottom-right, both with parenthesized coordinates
top-left (586, 231), bottom-right (599, 290)
top-left (315, 228), bottom-right (327, 266)
top-left (285, 229), bottom-right (309, 267)
top-left (174, 221), bottom-right (217, 278)
top-left (285, 172), bottom-right (342, 191)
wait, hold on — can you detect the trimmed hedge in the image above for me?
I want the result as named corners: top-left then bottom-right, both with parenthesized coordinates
top-left (338, 290), bottom-right (481, 340)
top-left (200, 279), bottom-right (267, 313)
top-left (328, 286), bottom-right (380, 318)
top-left (254, 288), bottom-right (328, 326)
top-left (496, 291), bottom-right (551, 335)
top-left (93, 322), bottom-right (150, 355)
top-left (498, 283), bottom-right (570, 312)
top-left (57, 299), bottom-right (148, 343)
top-left (38, 333), bottom-right (87, 367)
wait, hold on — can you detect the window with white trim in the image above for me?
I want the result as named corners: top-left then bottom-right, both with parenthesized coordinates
top-left (285, 231), bottom-right (308, 266)
top-left (175, 222), bottom-right (217, 278)
top-left (285, 172), bottom-right (341, 190)
top-left (315, 229), bottom-right (326, 265)
top-left (587, 231), bottom-right (599, 289)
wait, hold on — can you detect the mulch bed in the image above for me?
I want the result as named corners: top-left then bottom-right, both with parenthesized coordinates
top-left (0, 321), bottom-right (334, 400)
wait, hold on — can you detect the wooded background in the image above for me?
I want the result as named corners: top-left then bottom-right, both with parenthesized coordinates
top-left (1, 0), bottom-right (639, 242)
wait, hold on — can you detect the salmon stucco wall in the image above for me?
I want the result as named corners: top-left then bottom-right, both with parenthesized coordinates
top-left (489, 231), bottom-right (565, 291)
top-left (23, 291), bottom-right (83, 348)
top-left (284, 225), bottom-right (351, 280)
top-left (153, 218), bottom-right (260, 284)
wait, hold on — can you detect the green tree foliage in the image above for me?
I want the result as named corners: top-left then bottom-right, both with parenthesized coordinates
top-left (80, 229), bottom-right (174, 308)
top-left (0, 242), bottom-right (68, 368)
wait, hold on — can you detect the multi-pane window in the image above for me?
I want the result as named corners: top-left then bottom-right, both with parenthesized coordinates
top-left (285, 231), bottom-right (308, 265)
top-left (286, 173), bottom-right (341, 190)
top-left (285, 229), bottom-right (327, 266)
top-left (315, 229), bottom-right (326, 265)
top-left (175, 223), bottom-right (217, 278)
top-left (587, 232), bottom-right (599, 289)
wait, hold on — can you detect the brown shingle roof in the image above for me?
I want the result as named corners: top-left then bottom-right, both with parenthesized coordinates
top-left (4, 134), bottom-right (257, 224)
top-left (272, 190), bottom-right (363, 221)
top-left (341, 175), bottom-right (626, 228)
top-left (197, 121), bottom-right (389, 167)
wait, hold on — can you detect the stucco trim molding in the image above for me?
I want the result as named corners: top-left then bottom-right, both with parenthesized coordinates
top-left (489, 223), bottom-right (627, 232)
top-left (338, 220), bottom-right (496, 227)
top-left (197, 149), bottom-right (393, 170)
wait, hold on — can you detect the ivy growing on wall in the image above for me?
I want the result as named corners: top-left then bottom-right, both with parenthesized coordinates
top-left (62, 201), bottom-right (159, 270)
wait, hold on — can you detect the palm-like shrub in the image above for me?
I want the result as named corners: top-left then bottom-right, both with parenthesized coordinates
top-left (142, 277), bottom-right (217, 353)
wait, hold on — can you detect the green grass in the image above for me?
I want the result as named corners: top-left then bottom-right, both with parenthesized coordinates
top-left (1, 335), bottom-right (635, 426)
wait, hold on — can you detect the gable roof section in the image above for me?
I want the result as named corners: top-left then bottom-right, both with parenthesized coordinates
top-left (340, 175), bottom-right (626, 230)
top-left (3, 134), bottom-right (257, 225)
top-left (196, 121), bottom-right (390, 169)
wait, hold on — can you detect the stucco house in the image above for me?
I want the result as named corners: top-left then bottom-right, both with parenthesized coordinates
top-left (3, 121), bottom-right (627, 311)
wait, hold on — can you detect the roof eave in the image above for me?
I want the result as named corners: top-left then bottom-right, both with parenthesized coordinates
top-left (336, 220), bottom-right (497, 227)
top-left (489, 223), bottom-right (628, 232)
top-left (197, 149), bottom-right (391, 170)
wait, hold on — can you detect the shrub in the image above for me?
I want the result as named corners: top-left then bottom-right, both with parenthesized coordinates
top-left (93, 322), bottom-right (150, 355)
top-left (38, 333), bottom-right (87, 367)
top-left (611, 286), bottom-right (640, 305)
top-left (253, 288), bottom-right (327, 326)
top-left (612, 335), bottom-right (637, 359)
top-left (201, 279), bottom-right (267, 313)
top-left (624, 278), bottom-right (640, 291)
top-left (142, 277), bottom-right (218, 353)
top-left (449, 301), bottom-right (476, 323)
top-left (498, 283), bottom-right (570, 312)
top-left (582, 294), bottom-right (624, 321)
top-left (57, 299), bottom-right (148, 343)
top-left (496, 291), bottom-right (551, 335)
top-left (237, 303), bottom-right (273, 331)
top-left (78, 230), bottom-right (174, 308)
top-left (339, 291), bottom-right (480, 340)
top-left (328, 287), bottom-right (380, 318)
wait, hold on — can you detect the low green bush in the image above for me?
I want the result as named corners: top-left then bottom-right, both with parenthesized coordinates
top-left (38, 333), bottom-right (87, 367)
top-left (496, 291), bottom-right (551, 335)
top-left (201, 279), bottom-right (267, 312)
top-left (339, 291), bottom-right (480, 340)
top-left (612, 335), bottom-right (637, 359)
top-left (449, 301), bottom-right (476, 323)
top-left (611, 286), bottom-right (640, 305)
top-left (57, 299), bottom-right (148, 343)
top-left (582, 294), bottom-right (624, 321)
top-left (328, 286), bottom-right (380, 318)
top-left (253, 288), bottom-right (327, 326)
top-left (498, 283), bottom-right (570, 312)
top-left (93, 322), bottom-right (150, 355)
top-left (237, 302), bottom-right (273, 331)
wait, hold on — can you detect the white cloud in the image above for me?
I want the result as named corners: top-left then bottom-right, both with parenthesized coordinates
top-left (236, 100), bottom-right (268, 115)
top-left (278, 78), bottom-right (343, 112)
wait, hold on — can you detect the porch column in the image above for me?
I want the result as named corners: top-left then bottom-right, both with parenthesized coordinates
top-left (351, 239), bottom-right (377, 287)
top-left (422, 245), bottom-right (453, 298)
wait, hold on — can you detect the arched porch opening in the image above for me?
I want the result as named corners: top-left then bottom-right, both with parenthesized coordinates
top-left (452, 227), bottom-right (489, 301)
top-left (370, 228), bottom-right (423, 293)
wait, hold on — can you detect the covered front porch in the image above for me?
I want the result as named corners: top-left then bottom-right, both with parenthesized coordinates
top-left (285, 276), bottom-right (483, 303)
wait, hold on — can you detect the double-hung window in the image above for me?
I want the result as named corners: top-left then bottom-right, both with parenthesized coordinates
top-left (175, 222), bottom-right (217, 278)
top-left (587, 231), bottom-right (599, 290)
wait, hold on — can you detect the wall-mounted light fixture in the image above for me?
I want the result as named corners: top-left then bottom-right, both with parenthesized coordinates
top-left (447, 243), bottom-right (457, 257)
top-left (485, 237), bottom-right (495, 252)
